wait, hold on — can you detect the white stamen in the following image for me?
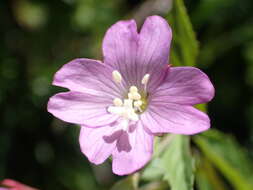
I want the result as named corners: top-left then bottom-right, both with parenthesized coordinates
top-left (121, 108), bottom-right (137, 120)
top-left (108, 80), bottom-right (147, 129)
top-left (128, 93), bottom-right (134, 100)
top-left (113, 98), bottom-right (123, 106)
top-left (107, 106), bottom-right (124, 115)
top-left (129, 86), bottom-right (138, 93)
top-left (141, 74), bottom-right (150, 85)
top-left (124, 99), bottom-right (133, 108)
top-left (112, 70), bottom-right (122, 83)
top-left (134, 100), bottom-right (143, 107)
top-left (131, 92), bottom-right (141, 100)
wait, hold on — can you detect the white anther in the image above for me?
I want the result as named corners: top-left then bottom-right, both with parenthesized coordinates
top-left (113, 98), bottom-right (123, 106)
top-left (128, 93), bottom-right (134, 100)
top-left (141, 74), bottom-right (150, 85)
top-left (112, 70), bottom-right (122, 83)
top-left (131, 92), bottom-right (141, 100)
top-left (134, 100), bottom-right (143, 107)
top-left (129, 86), bottom-right (138, 93)
top-left (123, 109), bottom-right (138, 121)
top-left (108, 82), bottom-right (143, 124)
top-left (124, 99), bottom-right (133, 108)
top-left (107, 106), bottom-right (124, 115)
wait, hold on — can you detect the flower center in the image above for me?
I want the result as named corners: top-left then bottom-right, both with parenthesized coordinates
top-left (107, 70), bottom-right (150, 124)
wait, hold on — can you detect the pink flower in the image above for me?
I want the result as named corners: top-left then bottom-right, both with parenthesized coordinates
top-left (1, 179), bottom-right (38, 190)
top-left (48, 15), bottom-right (214, 175)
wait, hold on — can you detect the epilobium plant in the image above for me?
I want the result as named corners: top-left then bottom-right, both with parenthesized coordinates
top-left (48, 15), bottom-right (214, 175)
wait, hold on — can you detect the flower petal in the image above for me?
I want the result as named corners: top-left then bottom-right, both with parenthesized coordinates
top-left (53, 58), bottom-right (122, 98)
top-left (112, 122), bottom-right (154, 175)
top-left (137, 16), bottom-right (172, 91)
top-left (1, 179), bottom-right (37, 190)
top-left (102, 19), bottom-right (139, 87)
top-left (102, 16), bottom-right (172, 91)
top-left (151, 67), bottom-right (215, 105)
top-left (47, 91), bottom-right (118, 126)
top-left (141, 103), bottom-right (210, 135)
top-left (79, 125), bottom-right (122, 164)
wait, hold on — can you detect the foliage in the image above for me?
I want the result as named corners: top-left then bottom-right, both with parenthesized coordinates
top-left (194, 130), bottom-right (253, 190)
top-left (143, 135), bottom-right (194, 190)
top-left (167, 0), bottom-right (199, 66)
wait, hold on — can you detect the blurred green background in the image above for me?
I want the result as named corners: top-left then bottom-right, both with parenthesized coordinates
top-left (1, 0), bottom-right (253, 189)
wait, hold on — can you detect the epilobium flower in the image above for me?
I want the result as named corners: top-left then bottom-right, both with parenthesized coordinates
top-left (48, 15), bottom-right (214, 175)
top-left (1, 179), bottom-right (38, 190)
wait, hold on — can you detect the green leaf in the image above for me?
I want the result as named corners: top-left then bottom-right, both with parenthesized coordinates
top-left (142, 135), bottom-right (175, 181)
top-left (142, 135), bottom-right (194, 190)
top-left (195, 104), bottom-right (207, 112)
top-left (166, 0), bottom-right (199, 66)
top-left (162, 135), bottom-right (195, 190)
top-left (141, 158), bottom-right (165, 181)
top-left (195, 155), bottom-right (228, 190)
top-left (194, 130), bottom-right (253, 190)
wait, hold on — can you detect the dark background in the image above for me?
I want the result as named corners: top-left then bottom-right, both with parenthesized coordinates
top-left (1, 0), bottom-right (253, 189)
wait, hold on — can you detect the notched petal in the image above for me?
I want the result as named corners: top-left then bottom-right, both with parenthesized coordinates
top-left (116, 131), bottom-right (132, 152)
top-left (103, 130), bottom-right (123, 143)
top-left (52, 58), bottom-right (122, 98)
top-left (79, 126), bottom-right (119, 165)
top-left (142, 104), bottom-right (210, 135)
top-left (112, 122), bottom-right (154, 175)
top-left (152, 67), bottom-right (215, 105)
top-left (47, 91), bottom-right (118, 126)
top-left (103, 130), bottom-right (132, 152)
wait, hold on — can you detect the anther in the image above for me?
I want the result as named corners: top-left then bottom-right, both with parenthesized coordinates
top-left (134, 100), bottom-right (143, 107)
top-left (129, 86), bottom-right (138, 93)
top-left (128, 93), bottom-right (134, 100)
top-left (124, 99), bottom-right (133, 108)
top-left (141, 74), bottom-right (150, 85)
top-left (107, 106), bottom-right (124, 115)
top-left (112, 70), bottom-right (122, 83)
top-left (131, 92), bottom-right (141, 100)
top-left (113, 98), bottom-right (123, 106)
